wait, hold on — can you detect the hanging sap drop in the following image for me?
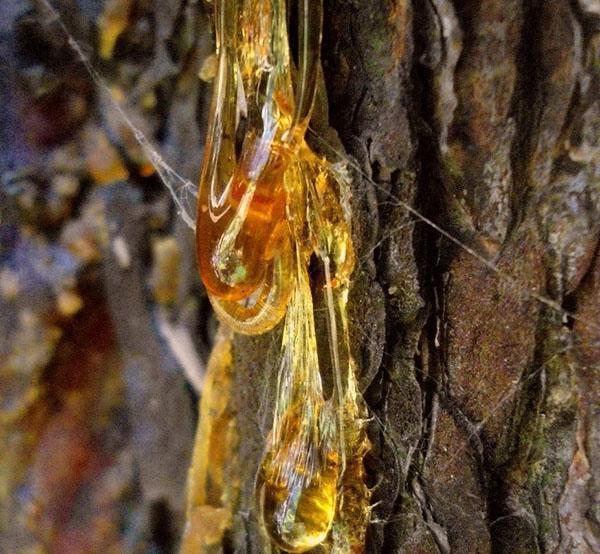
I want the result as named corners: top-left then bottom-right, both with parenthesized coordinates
top-left (196, 137), bottom-right (291, 301)
top-left (257, 405), bottom-right (340, 553)
top-left (259, 451), bottom-right (338, 552)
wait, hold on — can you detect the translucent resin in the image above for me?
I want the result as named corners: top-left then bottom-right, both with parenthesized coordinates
top-left (193, 0), bottom-right (370, 551)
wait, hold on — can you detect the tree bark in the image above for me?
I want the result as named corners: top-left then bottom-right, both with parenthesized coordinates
top-left (318, 2), bottom-right (600, 552)
top-left (0, 0), bottom-right (598, 552)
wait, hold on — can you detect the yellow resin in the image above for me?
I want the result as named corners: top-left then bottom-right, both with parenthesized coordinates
top-left (257, 260), bottom-right (339, 552)
top-left (258, 410), bottom-right (339, 552)
top-left (192, 0), bottom-right (371, 551)
top-left (182, 329), bottom-right (238, 553)
top-left (260, 457), bottom-right (338, 553)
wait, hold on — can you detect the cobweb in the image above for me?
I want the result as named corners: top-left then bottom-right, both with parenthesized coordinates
top-left (39, 0), bottom-right (598, 334)
top-left (39, 0), bottom-right (199, 231)
top-left (39, 0), bottom-right (599, 534)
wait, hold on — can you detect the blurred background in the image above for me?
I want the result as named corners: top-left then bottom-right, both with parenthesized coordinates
top-left (1, 0), bottom-right (213, 550)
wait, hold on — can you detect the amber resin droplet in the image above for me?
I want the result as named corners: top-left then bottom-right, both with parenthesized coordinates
top-left (256, 262), bottom-right (341, 553)
top-left (258, 405), bottom-right (339, 553)
top-left (197, 137), bottom-right (294, 296)
top-left (196, 0), bottom-right (296, 303)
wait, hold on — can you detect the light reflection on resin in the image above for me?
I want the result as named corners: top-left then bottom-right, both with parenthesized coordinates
top-left (193, 0), bottom-right (370, 551)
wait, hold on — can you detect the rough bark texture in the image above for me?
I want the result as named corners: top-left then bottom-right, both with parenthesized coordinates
top-left (0, 0), bottom-right (599, 552)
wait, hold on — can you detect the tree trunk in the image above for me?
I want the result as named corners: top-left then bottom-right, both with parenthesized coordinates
top-left (1, 0), bottom-right (598, 552)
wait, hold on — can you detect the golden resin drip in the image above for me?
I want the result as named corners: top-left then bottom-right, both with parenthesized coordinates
top-left (182, 329), bottom-right (238, 553)
top-left (257, 259), bottom-right (339, 553)
top-left (192, 0), bottom-right (371, 551)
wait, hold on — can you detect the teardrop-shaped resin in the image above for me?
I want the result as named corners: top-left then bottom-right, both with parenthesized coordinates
top-left (192, 0), bottom-right (372, 551)
top-left (196, 0), bottom-right (297, 302)
top-left (197, 136), bottom-right (291, 301)
top-left (256, 262), bottom-right (341, 552)
top-left (209, 226), bottom-right (294, 334)
top-left (258, 405), bottom-right (339, 553)
top-left (259, 455), bottom-right (338, 553)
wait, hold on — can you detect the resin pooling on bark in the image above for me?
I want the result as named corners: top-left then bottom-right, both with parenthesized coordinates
top-left (182, 329), bottom-right (238, 553)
